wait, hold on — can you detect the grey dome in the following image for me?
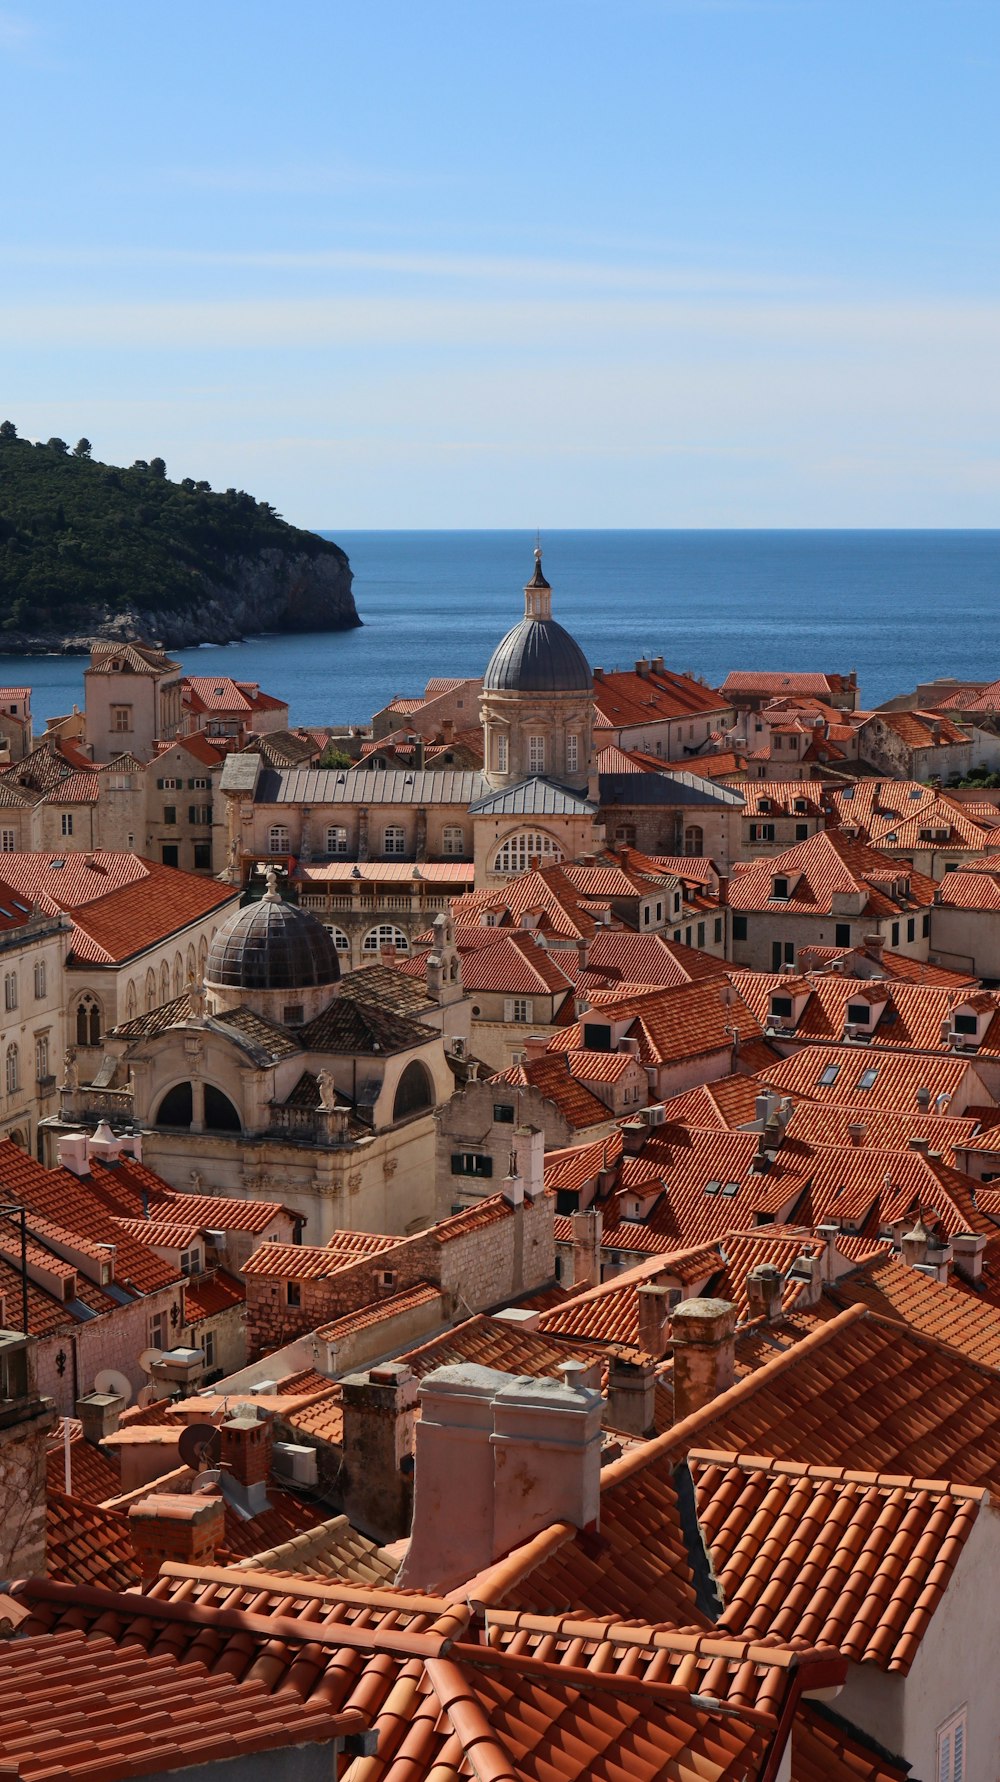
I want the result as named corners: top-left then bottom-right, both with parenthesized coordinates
top-left (206, 887), bottom-right (340, 993)
top-left (484, 619), bottom-right (591, 694)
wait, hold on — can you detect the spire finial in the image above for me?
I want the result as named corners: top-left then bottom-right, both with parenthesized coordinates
top-left (524, 536), bottom-right (552, 617)
top-left (264, 864), bottom-right (281, 901)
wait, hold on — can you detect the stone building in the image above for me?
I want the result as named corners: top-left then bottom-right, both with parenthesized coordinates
top-left (57, 873), bottom-right (462, 1242)
top-left (0, 1330), bottom-right (55, 1580)
top-left (84, 642), bottom-right (183, 763)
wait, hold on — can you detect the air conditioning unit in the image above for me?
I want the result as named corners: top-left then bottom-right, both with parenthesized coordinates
top-left (272, 1441), bottom-right (319, 1487)
top-left (150, 1347), bottom-right (205, 1385)
top-left (643, 1104), bottom-right (667, 1126)
top-left (205, 1230), bottom-right (227, 1249)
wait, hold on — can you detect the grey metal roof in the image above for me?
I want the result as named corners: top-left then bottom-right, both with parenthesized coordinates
top-left (469, 777), bottom-right (597, 817)
top-left (483, 617), bottom-right (591, 694)
top-left (597, 771), bottom-right (745, 810)
top-left (253, 767), bottom-right (489, 806)
top-left (220, 753), bottom-right (265, 794)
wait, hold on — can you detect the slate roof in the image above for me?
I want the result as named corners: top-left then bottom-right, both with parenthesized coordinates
top-left (247, 765), bottom-right (488, 805)
top-left (598, 771), bottom-right (743, 809)
top-left (468, 776), bottom-right (597, 816)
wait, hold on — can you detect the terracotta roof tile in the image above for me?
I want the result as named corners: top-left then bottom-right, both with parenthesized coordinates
top-left (728, 830), bottom-right (937, 918)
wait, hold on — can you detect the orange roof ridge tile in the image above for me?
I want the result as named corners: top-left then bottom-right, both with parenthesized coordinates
top-left (477, 1606), bottom-right (837, 1672)
top-left (160, 1562), bottom-right (468, 1625)
top-left (685, 1447), bottom-right (991, 1502)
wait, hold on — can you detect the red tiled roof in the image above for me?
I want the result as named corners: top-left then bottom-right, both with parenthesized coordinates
top-left (0, 852), bottom-right (237, 963)
top-left (0, 1141), bottom-right (180, 1296)
top-left (756, 1044), bottom-right (980, 1112)
top-left (548, 975), bottom-right (758, 1069)
top-left (692, 1449), bottom-right (982, 1672)
top-left (734, 967), bottom-right (1000, 1055)
top-left (183, 1267), bottom-right (245, 1322)
top-left (46, 1490), bottom-right (140, 1590)
top-left (794, 1703), bottom-right (910, 1781)
top-left (728, 829), bottom-right (937, 917)
top-left (593, 665), bottom-right (728, 726)
top-left (495, 1054), bottom-right (613, 1129)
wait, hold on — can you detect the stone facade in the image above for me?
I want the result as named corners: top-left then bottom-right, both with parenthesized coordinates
top-left (0, 1335), bottom-right (56, 1581)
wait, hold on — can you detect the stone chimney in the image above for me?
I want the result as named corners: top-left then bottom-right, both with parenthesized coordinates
top-left (951, 1231), bottom-right (988, 1285)
top-left (816, 1224), bottom-right (840, 1279)
top-left (745, 1264), bottom-right (784, 1323)
top-left (128, 1490), bottom-right (225, 1584)
top-left (570, 1208), bottom-right (602, 1290)
top-left (340, 1362), bottom-right (418, 1543)
top-left (848, 1121), bottom-right (865, 1145)
top-left (901, 1216), bottom-right (930, 1268)
top-left (514, 1124), bottom-right (544, 1201)
top-left (787, 1250), bottom-right (823, 1307)
top-left (220, 1409), bottom-right (272, 1514)
top-left (636, 1283), bottom-right (673, 1359)
top-left (76, 1390), bottom-right (125, 1445)
top-left (604, 1355), bottom-right (656, 1437)
top-left (670, 1298), bottom-right (736, 1422)
top-left (398, 1363), bottom-right (603, 1591)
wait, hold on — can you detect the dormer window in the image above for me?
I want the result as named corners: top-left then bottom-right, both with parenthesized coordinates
top-left (760, 798), bottom-right (772, 813)
top-left (954, 1012), bottom-right (979, 1035)
top-left (793, 798), bottom-right (807, 814)
top-left (770, 995), bottom-right (793, 1020)
top-left (771, 876), bottom-right (789, 900)
top-left (847, 1002), bottom-right (871, 1025)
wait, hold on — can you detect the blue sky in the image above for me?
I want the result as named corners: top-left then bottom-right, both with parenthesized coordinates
top-left (1, 0), bottom-right (998, 527)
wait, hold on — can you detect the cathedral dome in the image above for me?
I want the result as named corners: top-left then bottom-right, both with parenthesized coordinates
top-left (206, 871), bottom-right (341, 993)
top-left (482, 551), bottom-right (591, 695)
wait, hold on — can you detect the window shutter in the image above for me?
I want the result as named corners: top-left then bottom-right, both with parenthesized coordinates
top-left (503, 998), bottom-right (514, 1022)
top-left (953, 1724), bottom-right (964, 1782)
top-left (450, 1154), bottom-right (465, 1176)
top-left (156, 778), bottom-right (164, 790)
top-left (938, 1731), bottom-right (951, 1782)
top-left (189, 778), bottom-right (196, 789)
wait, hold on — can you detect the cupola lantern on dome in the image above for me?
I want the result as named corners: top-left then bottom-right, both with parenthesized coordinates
top-left (480, 549), bottom-right (593, 792)
top-left (205, 870), bottom-right (341, 1020)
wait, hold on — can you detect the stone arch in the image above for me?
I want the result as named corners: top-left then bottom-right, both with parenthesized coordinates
top-left (173, 952), bottom-right (184, 997)
top-left (392, 1058), bottom-right (434, 1122)
top-left (186, 943), bottom-right (197, 981)
top-left (362, 923), bottom-right (410, 955)
top-left (125, 981), bottom-right (137, 1020)
top-left (198, 935), bottom-right (209, 973)
top-left (160, 961), bottom-right (171, 1003)
top-left (155, 1081), bottom-right (193, 1127)
top-left (74, 993), bottom-right (102, 1047)
top-left (145, 968), bottom-right (157, 1012)
top-left (204, 1084), bottom-right (242, 1132)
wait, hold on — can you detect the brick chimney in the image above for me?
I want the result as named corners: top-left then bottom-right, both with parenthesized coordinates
top-left (398, 1363), bottom-right (603, 1592)
top-left (636, 1283), bottom-right (673, 1359)
top-left (670, 1298), bottom-right (736, 1421)
top-left (604, 1355), bottom-right (656, 1437)
top-left (220, 1409), bottom-right (272, 1513)
top-left (340, 1362), bottom-right (418, 1543)
top-left (745, 1264), bottom-right (784, 1323)
top-left (128, 1490), bottom-right (225, 1584)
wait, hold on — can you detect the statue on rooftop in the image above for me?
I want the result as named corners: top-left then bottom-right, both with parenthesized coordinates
top-left (317, 1067), bottom-right (337, 1111)
top-left (62, 1048), bottom-right (79, 1092)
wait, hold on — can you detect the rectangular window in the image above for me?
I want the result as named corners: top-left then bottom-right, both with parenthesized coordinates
top-left (907, 916), bottom-right (916, 942)
top-left (451, 1152), bottom-right (494, 1178)
top-left (189, 777), bottom-right (210, 790)
top-left (858, 1066), bottom-right (879, 1090)
top-left (202, 1328), bottom-right (216, 1370)
top-left (496, 733), bottom-right (508, 774)
top-left (583, 1022), bottom-right (613, 1052)
top-left (179, 1248), bottom-right (201, 1277)
top-left (835, 923), bottom-right (851, 947)
top-left (819, 1063), bottom-right (840, 1086)
top-left (60, 812), bottom-right (73, 837)
top-left (847, 1003), bottom-right (871, 1024)
top-left (148, 1310), bottom-right (168, 1351)
top-left (697, 922), bottom-right (705, 948)
top-left (442, 825), bottom-right (464, 856)
top-left (163, 806), bottom-right (177, 826)
top-left (923, 912), bottom-right (930, 936)
top-left (35, 1035), bottom-right (49, 1081)
top-left (795, 823), bottom-right (808, 840)
top-left (771, 996), bottom-right (793, 1019)
top-left (286, 1280), bottom-right (302, 1307)
top-left (0, 830), bottom-right (15, 852)
top-left (383, 825), bottom-right (406, 855)
top-left (714, 918), bottom-right (723, 943)
top-left (891, 921), bottom-right (900, 946)
top-left (936, 1706), bottom-right (967, 1782)
top-left (771, 877), bottom-right (789, 900)
top-left (566, 735), bottom-right (579, 773)
top-left (33, 961), bottom-right (45, 999)
top-left (188, 805), bottom-right (213, 825)
top-left (160, 778), bottom-right (181, 790)
top-left (506, 997), bottom-right (532, 1023)
top-left (3, 974), bottom-right (17, 1011)
top-left (268, 825), bottom-right (290, 853)
top-left (111, 705), bottom-right (132, 732)
top-left (953, 1012), bottom-right (978, 1035)
top-left (493, 1102), bottom-right (515, 1123)
top-left (161, 844), bottom-right (179, 868)
top-left (326, 826), bottom-right (348, 854)
top-left (732, 915), bottom-right (748, 941)
top-left (528, 735), bottom-right (545, 773)
top-left (193, 842), bottom-right (212, 870)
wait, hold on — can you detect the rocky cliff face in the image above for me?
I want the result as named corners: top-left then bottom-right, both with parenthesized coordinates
top-left (0, 545), bottom-right (360, 653)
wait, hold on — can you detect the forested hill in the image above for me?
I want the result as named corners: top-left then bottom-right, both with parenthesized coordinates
top-left (0, 424), bottom-right (359, 650)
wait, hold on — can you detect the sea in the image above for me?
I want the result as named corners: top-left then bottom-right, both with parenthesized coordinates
top-left (3, 530), bottom-right (999, 731)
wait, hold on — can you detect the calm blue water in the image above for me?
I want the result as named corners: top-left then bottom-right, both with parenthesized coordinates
top-left (4, 531), bottom-right (999, 729)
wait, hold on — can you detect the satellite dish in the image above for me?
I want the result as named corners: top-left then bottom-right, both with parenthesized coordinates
top-left (94, 1368), bottom-right (133, 1405)
top-left (136, 1385), bottom-right (158, 1409)
top-left (191, 1468), bottom-right (222, 1495)
top-left (178, 1423), bottom-right (222, 1471)
top-left (138, 1347), bottom-right (164, 1377)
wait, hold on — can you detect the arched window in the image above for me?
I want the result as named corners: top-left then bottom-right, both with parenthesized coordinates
top-left (5, 1044), bottom-right (19, 1095)
top-left (173, 953), bottom-right (184, 997)
top-left (326, 925), bottom-right (351, 953)
top-left (125, 981), bottom-right (137, 1019)
top-left (204, 1084), bottom-right (242, 1132)
top-left (363, 923), bottom-right (410, 954)
top-left (75, 994), bottom-right (102, 1046)
top-left (4, 971), bottom-right (17, 1012)
top-left (492, 832), bottom-right (564, 875)
top-left (683, 825), bottom-right (704, 855)
top-left (392, 1059), bottom-right (434, 1121)
top-left (198, 935), bottom-right (208, 973)
top-left (145, 968), bottom-right (157, 1012)
top-left (186, 944), bottom-right (196, 980)
top-left (33, 961), bottom-right (46, 1000)
top-left (155, 1082), bottom-right (194, 1127)
top-left (268, 824), bottom-right (290, 854)
top-left (160, 961), bottom-right (171, 1004)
